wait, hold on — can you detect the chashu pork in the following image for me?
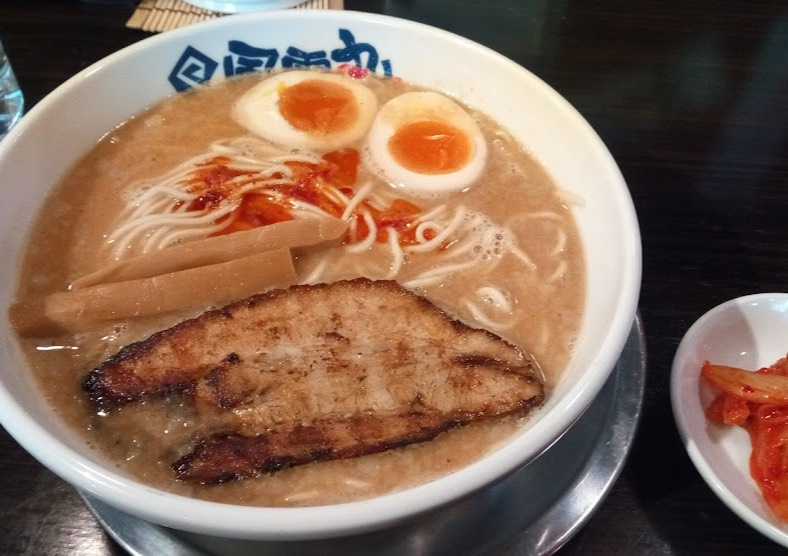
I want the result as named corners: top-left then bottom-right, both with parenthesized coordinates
top-left (83, 278), bottom-right (544, 483)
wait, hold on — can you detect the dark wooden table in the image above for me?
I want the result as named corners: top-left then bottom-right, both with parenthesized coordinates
top-left (1, 1), bottom-right (787, 554)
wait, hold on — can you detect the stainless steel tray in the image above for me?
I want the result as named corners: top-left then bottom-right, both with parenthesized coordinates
top-left (81, 316), bottom-right (646, 556)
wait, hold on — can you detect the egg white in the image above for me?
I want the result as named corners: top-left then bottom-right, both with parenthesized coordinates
top-left (233, 70), bottom-right (378, 151)
top-left (364, 91), bottom-right (488, 196)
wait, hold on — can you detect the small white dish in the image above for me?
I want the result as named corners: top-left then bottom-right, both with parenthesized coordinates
top-left (671, 292), bottom-right (788, 547)
top-left (182, 0), bottom-right (304, 13)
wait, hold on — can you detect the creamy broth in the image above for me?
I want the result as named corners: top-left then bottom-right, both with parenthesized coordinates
top-left (11, 71), bottom-right (584, 506)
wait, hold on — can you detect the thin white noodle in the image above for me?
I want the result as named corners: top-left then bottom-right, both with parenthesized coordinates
top-left (510, 211), bottom-right (568, 257)
top-left (142, 225), bottom-right (176, 254)
top-left (128, 202), bottom-right (236, 236)
top-left (210, 137), bottom-right (321, 163)
top-left (385, 227), bottom-right (404, 279)
top-left (402, 274), bottom-right (443, 289)
top-left (215, 160), bottom-right (278, 172)
top-left (414, 221), bottom-right (443, 244)
top-left (535, 322), bottom-right (551, 355)
top-left (231, 177), bottom-right (294, 197)
top-left (110, 202), bottom-right (238, 258)
top-left (464, 299), bottom-right (515, 331)
top-left (229, 163), bottom-right (293, 177)
top-left (417, 259), bottom-right (477, 279)
top-left (323, 188), bottom-right (347, 208)
top-left (127, 183), bottom-right (197, 207)
top-left (300, 258), bottom-right (330, 285)
top-left (201, 141), bottom-right (237, 155)
top-left (509, 245), bottom-right (538, 271)
top-left (109, 211), bottom-right (204, 256)
top-left (441, 233), bottom-right (478, 257)
top-left (196, 143), bottom-right (290, 170)
top-left (510, 211), bottom-right (564, 223)
top-left (172, 201), bottom-right (192, 213)
top-left (341, 181), bottom-right (374, 221)
top-left (550, 228), bottom-right (568, 257)
top-left (476, 286), bottom-right (513, 312)
top-left (282, 491), bottom-right (321, 504)
top-left (327, 186), bottom-right (351, 205)
top-left (545, 259), bottom-right (568, 284)
top-left (290, 201), bottom-right (333, 218)
top-left (125, 188), bottom-right (195, 220)
top-left (269, 154), bottom-right (323, 164)
top-left (347, 212), bottom-right (360, 243)
top-left (465, 285), bottom-right (523, 331)
top-left (125, 194), bottom-right (184, 223)
top-left (345, 211), bottom-right (377, 253)
top-left (405, 206), bottom-right (467, 253)
top-left (403, 259), bottom-right (477, 288)
top-left (151, 219), bottom-right (234, 251)
top-left (415, 204), bottom-right (447, 223)
top-left (131, 159), bottom-right (205, 190)
top-left (112, 197), bottom-right (204, 242)
top-left (206, 141), bottom-right (262, 156)
top-left (364, 191), bottom-right (390, 209)
top-left (191, 174), bottom-right (289, 198)
top-left (209, 150), bottom-right (274, 165)
top-left (556, 187), bottom-right (586, 207)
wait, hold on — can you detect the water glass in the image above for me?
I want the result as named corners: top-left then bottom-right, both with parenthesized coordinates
top-left (0, 38), bottom-right (24, 140)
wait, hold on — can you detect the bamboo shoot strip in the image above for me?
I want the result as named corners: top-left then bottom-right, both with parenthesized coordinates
top-left (72, 217), bottom-right (346, 289)
top-left (11, 248), bottom-right (295, 336)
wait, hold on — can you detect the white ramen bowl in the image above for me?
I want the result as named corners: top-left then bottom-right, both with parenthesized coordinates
top-left (0, 10), bottom-right (641, 541)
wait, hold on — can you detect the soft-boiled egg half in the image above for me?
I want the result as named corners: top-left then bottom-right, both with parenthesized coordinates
top-left (364, 91), bottom-right (488, 196)
top-left (233, 70), bottom-right (378, 151)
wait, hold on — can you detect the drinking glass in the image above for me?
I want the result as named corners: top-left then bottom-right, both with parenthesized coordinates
top-left (0, 38), bottom-right (24, 140)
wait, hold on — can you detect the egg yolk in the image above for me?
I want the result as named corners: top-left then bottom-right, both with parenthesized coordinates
top-left (387, 120), bottom-right (472, 175)
top-left (279, 79), bottom-right (359, 136)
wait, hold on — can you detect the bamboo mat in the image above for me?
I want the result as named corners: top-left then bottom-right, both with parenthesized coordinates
top-left (127, 0), bottom-right (344, 33)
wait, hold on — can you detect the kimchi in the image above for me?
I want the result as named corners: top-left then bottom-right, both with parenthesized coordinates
top-left (702, 355), bottom-right (788, 521)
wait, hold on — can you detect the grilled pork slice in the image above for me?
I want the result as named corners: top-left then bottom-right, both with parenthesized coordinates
top-left (175, 410), bottom-right (502, 484)
top-left (84, 278), bottom-right (544, 483)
